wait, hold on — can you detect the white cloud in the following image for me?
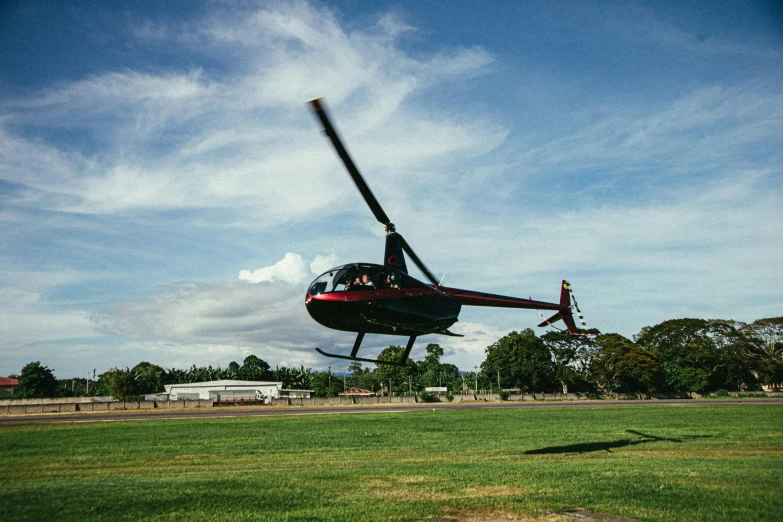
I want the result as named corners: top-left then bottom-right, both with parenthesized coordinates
top-left (239, 252), bottom-right (308, 284)
top-left (0, 287), bottom-right (96, 348)
top-left (94, 278), bottom-right (315, 345)
top-left (437, 322), bottom-right (511, 368)
top-left (2, 1), bottom-right (781, 377)
top-left (1, 1), bottom-right (501, 223)
top-left (310, 252), bottom-right (339, 275)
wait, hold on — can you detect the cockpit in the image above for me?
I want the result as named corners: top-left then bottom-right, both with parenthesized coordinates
top-left (308, 263), bottom-right (427, 295)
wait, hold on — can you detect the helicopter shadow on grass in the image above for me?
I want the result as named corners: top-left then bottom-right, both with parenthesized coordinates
top-left (524, 430), bottom-right (713, 455)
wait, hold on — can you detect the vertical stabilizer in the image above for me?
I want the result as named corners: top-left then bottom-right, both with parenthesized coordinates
top-left (385, 233), bottom-right (408, 273)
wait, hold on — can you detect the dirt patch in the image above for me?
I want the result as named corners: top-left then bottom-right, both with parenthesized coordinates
top-left (431, 511), bottom-right (561, 522)
top-left (537, 508), bottom-right (641, 522)
top-left (396, 475), bottom-right (430, 484)
top-left (463, 486), bottom-right (525, 497)
top-left (377, 488), bottom-right (455, 502)
top-left (431, 508), bottom-right (641, 522)
top-left (173, 454), bottom-right (218, 460)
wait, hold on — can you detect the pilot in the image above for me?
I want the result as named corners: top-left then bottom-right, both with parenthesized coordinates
top-left (360, 273), bottom-right (374, 288)
top-left (347, 276), bottom-right (362, 290)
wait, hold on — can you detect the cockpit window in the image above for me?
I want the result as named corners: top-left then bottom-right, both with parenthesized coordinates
top-left (308, 264), bottom-right (426, 295)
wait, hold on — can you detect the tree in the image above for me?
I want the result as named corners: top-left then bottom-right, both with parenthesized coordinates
top-left (482, 330), bottom-right (557, 392)
top-left (312, 370), bottom-right (343, 397)
top-left (347, 359), bottom-right (363, 375)
top-left (224, 361), bottom-right (241, 379)
top-left (590, 334), bottom-right (662, 394)
top-left (17, 361), bottom-right (58, 398)
top-left (102, 368), bottom-right (140, 400)
top-left (542, 329), bottom-right (599, 393)
top-left (375, 346), bottom-right (413, 393)
top-left (635, 319), bottom-right (721, 392)
top-left (419, 344), bottom-right (451, 389)
top-left (240, 355), bottom-right (272, 380)
top-left (346, 361), bottom-right (379, 392)
top-left (741, 317), bottom-right (783, 390)
top-left (706, 319), bottom-right (761, 392)
top-left (131, 362), bottom-right (166, 394)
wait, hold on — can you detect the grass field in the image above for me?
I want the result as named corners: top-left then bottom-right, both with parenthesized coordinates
top-left (1, 404), bottom-right (782, 521)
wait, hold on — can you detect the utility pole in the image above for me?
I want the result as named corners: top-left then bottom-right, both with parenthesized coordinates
top-left (474, 365), bottom-right (479, 392)
top-left (497, 367), bottom-right (501, 390)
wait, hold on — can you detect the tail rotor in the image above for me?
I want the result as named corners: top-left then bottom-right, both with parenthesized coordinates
top-left (565, 280), bottom-right (588, 330)
top-left (537, 280), bottom-right (588, 335)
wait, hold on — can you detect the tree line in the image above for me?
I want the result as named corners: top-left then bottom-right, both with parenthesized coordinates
top-left (7, 316), bottom-right (782, 400)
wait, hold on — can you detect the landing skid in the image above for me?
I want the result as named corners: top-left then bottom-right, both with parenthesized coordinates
top-left (315, 348), bottom-right (409, 367)
top-left (316, 332), bottom-right (417, 367)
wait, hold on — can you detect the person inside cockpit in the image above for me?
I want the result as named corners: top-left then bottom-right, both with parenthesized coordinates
top-left (346, 275), bottom-right (362, 290)
top-left (384, 273), bottom-right (399, 289)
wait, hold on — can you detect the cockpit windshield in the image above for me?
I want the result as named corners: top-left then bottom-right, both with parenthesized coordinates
top-left (308, 263), bottom-right (425, 295)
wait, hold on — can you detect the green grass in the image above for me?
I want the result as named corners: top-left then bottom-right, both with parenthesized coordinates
top-left (1, 405), bottom-right (782, 521)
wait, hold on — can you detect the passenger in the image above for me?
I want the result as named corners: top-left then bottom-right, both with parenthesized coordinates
top-left (384, 274), bottom-right (399, 289)
top-left (360, 273), bottom-right (374, 288)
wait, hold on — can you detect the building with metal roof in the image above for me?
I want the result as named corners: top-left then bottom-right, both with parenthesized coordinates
top-left (164, 380), bottom-right (283, 403)
top-left (0, 377), bottom-right (19, 395)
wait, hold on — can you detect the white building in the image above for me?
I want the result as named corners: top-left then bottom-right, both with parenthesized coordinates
top-left (164, 380), bottom-right (283, 403)
top-left (279, 389), bottom-right (314, 399)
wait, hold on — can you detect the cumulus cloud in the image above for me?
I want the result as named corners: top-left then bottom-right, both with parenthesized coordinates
top-left (309, 252), bottom-right (339, 275)
top-left (239, 252), bottom-right (309, 284)
top-left (90, 274), bottom-right (343, 367)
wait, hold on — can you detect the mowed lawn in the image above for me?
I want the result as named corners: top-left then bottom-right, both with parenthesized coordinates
top-left (1, 404), bottom-right (781, 521)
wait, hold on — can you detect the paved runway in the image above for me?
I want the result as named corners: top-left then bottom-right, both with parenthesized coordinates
top-left (2, 398), bottom-right (781, 426)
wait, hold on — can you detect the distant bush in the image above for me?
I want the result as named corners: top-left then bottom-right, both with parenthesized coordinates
top-left (498, 390), bottom-right (510, 401)
top-left (418, 391), bottom-right (432, 403)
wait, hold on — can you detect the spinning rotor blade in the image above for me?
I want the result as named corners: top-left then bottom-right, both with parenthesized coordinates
top-left (397, 233), bottom-right (439, 286)
top-left (309, 98), bottom-right (440, 286)
top-left (308, 98), bottom-right (392, 228)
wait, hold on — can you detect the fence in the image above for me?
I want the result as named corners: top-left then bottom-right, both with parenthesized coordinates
top-left (4, 391), bottom-right (781, 415)
top-left (0, 397), bottom-right (214, 414)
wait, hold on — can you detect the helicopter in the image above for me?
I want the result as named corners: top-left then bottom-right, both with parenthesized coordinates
top-left (306, 98), bottom-right (586, 366)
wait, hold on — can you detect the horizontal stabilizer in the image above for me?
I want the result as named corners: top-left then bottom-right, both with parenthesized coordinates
top-left (538, 312), bottom-right (562, 328)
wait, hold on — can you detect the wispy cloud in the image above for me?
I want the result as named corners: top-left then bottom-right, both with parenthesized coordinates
top-left (1, 1), bottom-right (781, 376)
top-left (1, 1), bottom-right (500, 224)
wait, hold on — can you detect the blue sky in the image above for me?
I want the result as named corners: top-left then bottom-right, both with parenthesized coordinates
top-left (1, 0), bottom-right (781, 378)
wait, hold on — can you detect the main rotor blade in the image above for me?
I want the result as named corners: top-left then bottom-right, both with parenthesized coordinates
top-left (397, 234), bottom-right (439, 286)
top-left (309, 98), bottom-right (392, 228)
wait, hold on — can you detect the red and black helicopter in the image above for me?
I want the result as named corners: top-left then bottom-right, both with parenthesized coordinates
top-left (306, 98), bottom-right (586, 366)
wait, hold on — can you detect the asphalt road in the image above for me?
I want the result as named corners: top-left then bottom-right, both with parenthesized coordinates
top-left (2, 398), bottom-right (781, 426)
